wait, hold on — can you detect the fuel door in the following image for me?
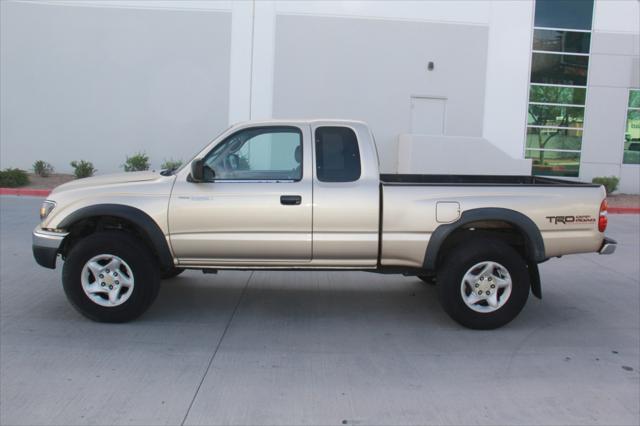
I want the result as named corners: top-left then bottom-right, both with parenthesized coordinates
top-left (436, 202), bottom-right (460, 223)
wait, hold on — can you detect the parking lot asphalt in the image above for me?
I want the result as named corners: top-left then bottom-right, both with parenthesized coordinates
top-left (1, 195), bottom-right (638, 426)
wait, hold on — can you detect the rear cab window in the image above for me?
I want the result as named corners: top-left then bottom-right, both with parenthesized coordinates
top-left (315, 126), bottom-right (361, 182)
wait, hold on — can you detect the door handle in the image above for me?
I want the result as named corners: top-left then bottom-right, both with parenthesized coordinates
top-left (280, 195), bottom-right (302, 205)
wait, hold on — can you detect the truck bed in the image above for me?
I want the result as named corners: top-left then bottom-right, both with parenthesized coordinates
top-left (379, 173), bottom-right (606, 267)
top-left (380, 174), bottom-right (600, 187)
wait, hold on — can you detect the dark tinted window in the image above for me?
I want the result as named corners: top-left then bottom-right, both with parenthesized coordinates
top-left (531, 52), bottom-right (589, 86)
top-left (526, 127), bottom-right (582, 151)
top-left (315, 127), bottom-right (361, 182)
top-left (529, 85), bottom-right (586, 105)
top-left (533, 29), bottom-right (590, 54)
top-left (526, 149), bottom-right (580, 177)
top-left (534, 0), bottom-right (594, 30)
top-left (629, 90), bottom-right (640, 108)
top-left (528, 104), bottom-right (584, 128)
top-left (624, 107), bottom-right (640, 164)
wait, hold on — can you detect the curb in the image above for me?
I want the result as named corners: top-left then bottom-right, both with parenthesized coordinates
top-left (0, 188), bottom-right (51, 197)
top-left (1, 187), bottom-right (639, 213)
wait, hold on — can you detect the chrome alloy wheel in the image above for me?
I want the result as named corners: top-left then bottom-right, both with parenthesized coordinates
top-left (460, 261), bottom-right (512, 313)
top-left (80, 254), bottom-right (134, 307)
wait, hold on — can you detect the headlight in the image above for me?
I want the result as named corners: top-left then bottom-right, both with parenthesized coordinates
top-left (39, 200), bottom-right (56, 221)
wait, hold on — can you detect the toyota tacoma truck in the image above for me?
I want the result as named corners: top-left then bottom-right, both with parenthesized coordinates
top-left (32, 120), bottom-right (617, 329)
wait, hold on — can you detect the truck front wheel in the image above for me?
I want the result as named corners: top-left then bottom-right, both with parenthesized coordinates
top-left (437, 239), bottom-right (529, 329)
top-left (161, 267), bottom-right (185, 279)
top-left (62, 231), bottom-right (161, 322)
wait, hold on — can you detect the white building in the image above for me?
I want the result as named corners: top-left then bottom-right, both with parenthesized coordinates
top-left (1, 0), bottom-right (639, 192)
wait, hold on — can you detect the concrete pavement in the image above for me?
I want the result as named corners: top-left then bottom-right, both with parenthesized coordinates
top-left (1, 196), bottom-right (638, 425)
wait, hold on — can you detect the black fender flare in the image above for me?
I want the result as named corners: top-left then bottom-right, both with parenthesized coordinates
top-left (423, 207), bottom-right (546, 271)
top-left (58, 204), bottom-right (174, 271)
top-left (528, 259), bottom-right (542, 299)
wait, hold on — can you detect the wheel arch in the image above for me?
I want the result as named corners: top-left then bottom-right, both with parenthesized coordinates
top-left (423, 208), bottom-right (546, 271)
top-left (57, 204), bottom-right (174, 271)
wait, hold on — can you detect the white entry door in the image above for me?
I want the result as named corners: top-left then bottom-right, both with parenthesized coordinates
top-left (410, 97), bottom-right (446, 135)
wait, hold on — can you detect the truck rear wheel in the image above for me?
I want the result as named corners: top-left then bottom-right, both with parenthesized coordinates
top-left (437, 239), bottom-right (529, 329)
top-left (62, 231), bottom-right (160, 322)
top-left (417, 275), bottom-right (436, 285)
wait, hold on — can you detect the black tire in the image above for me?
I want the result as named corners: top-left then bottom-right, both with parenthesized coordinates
top-left (417, 275), bottom-right (436, 285)
top-left (161, 267), bottom-right (185, 279)
top-left (62, 231), bottom-right (161, 323)
top-left (437, 238), bottom-right (529, 330)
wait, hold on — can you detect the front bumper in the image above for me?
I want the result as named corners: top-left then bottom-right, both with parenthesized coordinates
top-left (599, 237), bottom-right (617, 255)
top-left (32, 227), bottom-right (68, 269)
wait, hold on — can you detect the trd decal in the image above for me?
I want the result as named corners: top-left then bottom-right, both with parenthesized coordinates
top-left (546, 215), bottom-right (596, 225)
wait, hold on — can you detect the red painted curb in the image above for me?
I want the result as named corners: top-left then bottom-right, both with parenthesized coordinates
top-left (609, 207), bottom-right (640, 214)
top-left (0, 188), bottom-right (51, 197)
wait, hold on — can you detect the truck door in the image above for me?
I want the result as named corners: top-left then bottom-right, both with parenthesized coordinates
top-left (168, 125), bottom-right (313, 265)
top-left (311, 125), bottom-right (380, 267)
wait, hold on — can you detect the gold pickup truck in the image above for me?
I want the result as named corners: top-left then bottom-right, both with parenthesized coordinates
top-left (33, 120), bottom-right (616, 329)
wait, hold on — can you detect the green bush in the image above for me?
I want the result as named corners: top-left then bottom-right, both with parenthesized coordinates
top-left (70, 160), bottom-right (96, 179)
top-left (33, 160), bottom-right (54, 177)
top-left (0, 168), bottom-right (30, 187)
top-left (161, 159), bottom-right (183, 170)
top-left (592, 176), bottom-right (619, 195)
top-left (123, 152), bottom-right (150, 172)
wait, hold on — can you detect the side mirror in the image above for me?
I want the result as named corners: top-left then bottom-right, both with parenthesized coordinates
top-left (190, 159), bottom-right (205, 182)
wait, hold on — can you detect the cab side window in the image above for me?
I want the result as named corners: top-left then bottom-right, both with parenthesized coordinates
top-left (315, 127), bottom-right (361, 182)
top-left (203, 127), bottom-right (302, 181)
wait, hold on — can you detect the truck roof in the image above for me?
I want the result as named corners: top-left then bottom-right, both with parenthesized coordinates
top-left (230, 118), bottom-right (369, 128)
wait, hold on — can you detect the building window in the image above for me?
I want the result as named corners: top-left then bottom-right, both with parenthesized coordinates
top-left (534, 0), bottom-right (594, 31)
top-left (526, 84), bottom-right (586, 177)
top-left (528, 85), bottom-right (586, 104)
top-left (624, 89), bottom-right (640, 165)
top-left (533, 29), bottom-right (590, 54)
top-left (525, 0), bottom-right (594, 177)
top-left (530, 53), bottom-right (589, 86)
